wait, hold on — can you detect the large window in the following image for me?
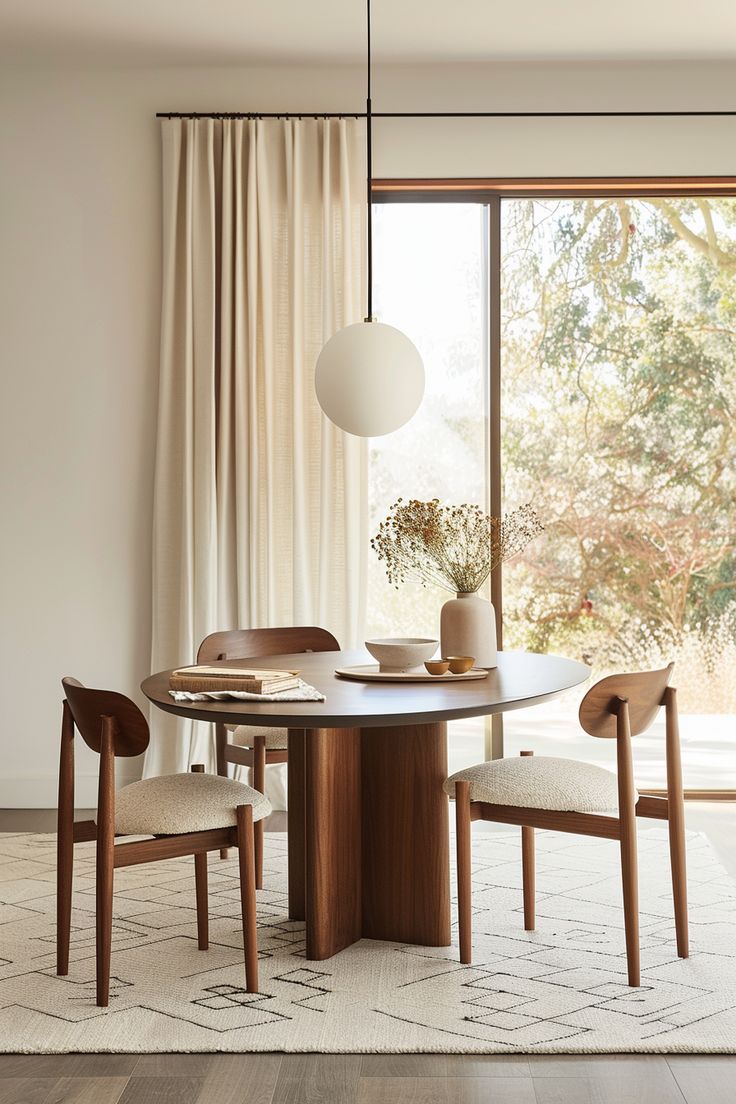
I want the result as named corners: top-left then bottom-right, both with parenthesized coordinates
top-left (368, 203), bottom-right (490, 770)
top-left (369, 189), bottom-right (736, 791)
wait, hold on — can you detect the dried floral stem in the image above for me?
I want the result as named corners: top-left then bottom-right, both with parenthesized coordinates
top-left (371, 499), bottom-right (544, 593)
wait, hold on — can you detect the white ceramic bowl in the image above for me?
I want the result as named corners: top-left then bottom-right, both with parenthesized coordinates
top-left (365, 637), bottom-right (439, 673)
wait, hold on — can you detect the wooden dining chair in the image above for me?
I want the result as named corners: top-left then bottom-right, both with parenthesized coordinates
top-left (196, 626), bottom-right (340, 875)
top-left (57, 677), bottom-right (271, 1006)
top-left (445, 664), bottom-right (688, 987)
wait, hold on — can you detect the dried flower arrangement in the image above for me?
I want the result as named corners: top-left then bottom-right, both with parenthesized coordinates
top-left (371, 499), bottom-right (543, 594)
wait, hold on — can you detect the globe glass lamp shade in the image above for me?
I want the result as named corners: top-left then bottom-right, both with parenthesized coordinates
top-left (315, 320), bottom-right (424, 437)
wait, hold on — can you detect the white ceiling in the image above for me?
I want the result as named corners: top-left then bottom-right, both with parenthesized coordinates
top-left (2, 0), bottom-right (736, 65)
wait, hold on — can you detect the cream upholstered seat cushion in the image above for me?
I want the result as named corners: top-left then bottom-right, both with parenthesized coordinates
top-left (114, 773), bottom-right (271, 837)
top-left (443, 756), bottom-right (636, 814)
top-left (229, 725), bottom-right (288, 751)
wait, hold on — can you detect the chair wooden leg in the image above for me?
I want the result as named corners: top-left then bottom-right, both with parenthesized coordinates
top-left (253, 736), bottom-right (266, 890)
top-left (619, 826), bottom-right (640, 987)
top-left (521, 826), bottom-right (535, 931)
top-left (191, 765), bottom-right (209, 950)
top-left (669, 817), bottom-right (689, 959)
top-left (194, 853), bottom-right (209, 950)
top-left (236, 804), bottom-right (259, 993)
top-left (96, 854), bottom-right (114, 1007)
top-left (254, 823), bottom-right (264, 891)
top-left (57, 702), bottom-right (74, 976)
top-left (455, 779), bottom-right (473, 965)
top-left (57, 834), bottom-right (73, 976)
top-left (617, 705), bottom-right (640, 987)
top-left (669, 804), bottom-right (689, 958)
top-left (215, 722), bottom-right (230, 860)
top-left (96, 720), bottom-right (116, 1008)
top-left (665, 688), bottom-right (689, 958)
top-left (520, 751), bottom-right (535, 931)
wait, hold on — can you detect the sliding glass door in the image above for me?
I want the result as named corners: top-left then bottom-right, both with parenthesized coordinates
top-left (369, 190), bottom-right (736, 791)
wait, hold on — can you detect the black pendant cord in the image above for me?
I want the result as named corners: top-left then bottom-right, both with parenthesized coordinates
top-left (366, 0), bottom-right (374, 320)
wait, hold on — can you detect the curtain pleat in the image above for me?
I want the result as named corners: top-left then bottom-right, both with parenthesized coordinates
top-left (146, 117), bottom-right (368, 777)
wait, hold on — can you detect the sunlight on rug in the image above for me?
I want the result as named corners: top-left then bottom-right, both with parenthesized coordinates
top-left (0, 828), bottom-right (734, 1053)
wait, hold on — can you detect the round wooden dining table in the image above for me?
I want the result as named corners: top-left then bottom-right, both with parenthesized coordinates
top-left (142, 649), bottom-right (590, 962)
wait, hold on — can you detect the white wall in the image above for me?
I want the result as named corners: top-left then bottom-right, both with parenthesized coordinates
top-left (1, 59), bottom-right (735, 806)
top-left (376, 60), bottom-right (736, 177)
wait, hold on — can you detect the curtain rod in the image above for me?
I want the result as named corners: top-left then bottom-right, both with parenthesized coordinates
top-left (156, 110), bottom-right (736, 119)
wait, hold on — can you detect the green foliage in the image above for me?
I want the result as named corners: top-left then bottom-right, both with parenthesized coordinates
top-left (502, 198), bottom-right (736, 673)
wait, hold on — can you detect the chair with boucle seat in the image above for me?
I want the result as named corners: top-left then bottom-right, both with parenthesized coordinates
top-left (445, 664), bottom-right (688, 987)
top-left (196, 626), bottom-right (340, 875)
top-left (57, 677), bottom-right (271, 1007)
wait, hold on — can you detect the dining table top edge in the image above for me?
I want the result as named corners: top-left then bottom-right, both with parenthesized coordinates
top-left (141, 650), bottom-right (592, 730)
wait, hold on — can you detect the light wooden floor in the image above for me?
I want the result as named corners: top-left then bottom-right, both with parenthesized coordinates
top-left (1, 807), bottom-right (734, 1103)
top-left (0, 1053), bottom-right (732, 1104)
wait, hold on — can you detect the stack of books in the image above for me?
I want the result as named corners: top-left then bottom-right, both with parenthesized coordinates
top-left (169, 665), bottom-right (301, 694)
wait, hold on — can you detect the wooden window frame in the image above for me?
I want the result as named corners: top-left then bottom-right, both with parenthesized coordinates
top-left (373, 177), bottom-right (736, 199)
top-left (372, 178), bottom-right (736, 800)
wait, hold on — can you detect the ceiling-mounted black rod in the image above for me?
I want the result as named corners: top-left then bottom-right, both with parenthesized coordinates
top-left (382, 110), bottom-right (736, 117)
top-left (156, 109), bottom-right (736, 119)
top-left (156, 111), bottom-right (364, 119)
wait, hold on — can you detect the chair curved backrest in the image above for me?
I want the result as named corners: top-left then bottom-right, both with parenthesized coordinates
top-left (62, 677), bottom-right (149, 757)
top-left (578, 663), bottom-right (674, 739)
top-left (196, 626), bottom-right (340, 664)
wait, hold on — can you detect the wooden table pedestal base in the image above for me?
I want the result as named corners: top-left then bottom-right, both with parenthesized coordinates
top-left (287, 722), bottom-right (451, 960)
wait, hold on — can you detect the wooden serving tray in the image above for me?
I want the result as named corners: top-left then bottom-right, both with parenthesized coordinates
top-left (335, 664), bottom-right (489, 683)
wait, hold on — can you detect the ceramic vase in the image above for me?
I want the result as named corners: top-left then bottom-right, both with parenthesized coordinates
top-left (440, 591), bottom-right (498, 668)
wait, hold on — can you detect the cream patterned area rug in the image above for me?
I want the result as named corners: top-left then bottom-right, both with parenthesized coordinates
top-left (0, 828), bottom-right (735, 1053)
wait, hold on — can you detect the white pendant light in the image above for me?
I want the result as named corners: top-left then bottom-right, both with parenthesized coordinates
top-left (315, 0), bottom-right (424, 437)
top-left (316, 318), bottom-right (424, 438)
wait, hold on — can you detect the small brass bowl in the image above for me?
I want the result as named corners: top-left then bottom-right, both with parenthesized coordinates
top-left (424, 660), bottom-right (450, 676)
top-left (445, 655), bottom-right (475, 674)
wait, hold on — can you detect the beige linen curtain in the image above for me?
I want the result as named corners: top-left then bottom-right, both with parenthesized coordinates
top-left (145, 117), bottom-right (368, 777)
